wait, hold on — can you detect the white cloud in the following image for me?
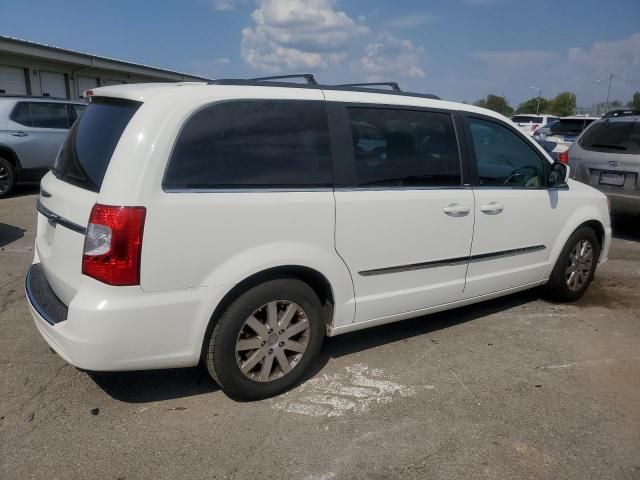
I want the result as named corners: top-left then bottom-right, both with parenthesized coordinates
top-left (467, 33), bottom-right (640, 105)
top-left (211, 0), bottom-right (249, 11)
top-left (241, 0), bottom-right (368, 71)
top-left (356, 34), bottom-right (427, 81)
top-left (385, 14), bottom-right (434, 29)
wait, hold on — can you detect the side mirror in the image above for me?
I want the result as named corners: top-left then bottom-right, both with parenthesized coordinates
top-left (549, 161), bottom-right (569, 187)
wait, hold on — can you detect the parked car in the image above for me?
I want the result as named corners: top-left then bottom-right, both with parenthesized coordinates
top-left (511, 114), bottom-right (558, 136)
top-left (26, 77), bottom-right (611, 400)
top-left (568, 115), bottom-right (640, 215)
top-left (533, 116), bottom-right (599, 162)
top-left (602, 109), bottom-right (640, 119)
top-left (0, 96), bottom-right (86, 197)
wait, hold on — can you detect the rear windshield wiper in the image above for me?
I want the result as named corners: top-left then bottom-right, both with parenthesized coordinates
top-left (590, 144), bottom-right (627, 151)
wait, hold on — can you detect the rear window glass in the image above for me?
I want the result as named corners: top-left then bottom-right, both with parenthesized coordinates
top-left (164, 100), bottom-right (332, 189)
top-left (548, 119), bottom-right (595, 135)
top-left (512, 116), bottom-right (543, 124)
top-left (53, 98), bottom-right (140, 192)
top-left (579, 121), bottom-right (640, 154)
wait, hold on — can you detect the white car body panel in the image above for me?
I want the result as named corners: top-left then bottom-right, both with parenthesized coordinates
top-left (27, 82), bottom-right (612, 372)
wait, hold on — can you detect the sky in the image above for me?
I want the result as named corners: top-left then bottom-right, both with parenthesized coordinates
top-left (1, 0), bottom-right (639, 107)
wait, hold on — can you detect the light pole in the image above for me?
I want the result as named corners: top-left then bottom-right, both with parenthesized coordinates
top-left (592, 79), bottom-right (602, 115)
top-left (530, 85), bottom-right (542, 114)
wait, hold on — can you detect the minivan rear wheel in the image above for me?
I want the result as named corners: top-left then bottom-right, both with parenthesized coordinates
top-left (205, 278), bottom-right (325, 400)
top-left (0, 157), bottom-right (16, 198)
top-left (545, 226), bottom-right (600, 302)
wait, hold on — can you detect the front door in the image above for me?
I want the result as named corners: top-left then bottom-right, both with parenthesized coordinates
top-left (462, 114), bottom-right (558, 299)
top-left (330, 102), bottom-right (475, 323)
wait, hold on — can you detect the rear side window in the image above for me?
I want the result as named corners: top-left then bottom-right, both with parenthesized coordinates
top-left (53, 98), bottom-right (140, 192)
top-left (579, 121), bottom-right (640, 154)
top-left (164, 100), bottom-right (332, 189)
top-left (346, 107), bottom-right (461, 187)
top-left (10, 102), bottom-right (32, 126)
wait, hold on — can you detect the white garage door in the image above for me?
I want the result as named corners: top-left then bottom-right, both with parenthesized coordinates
top-left (40, 71), bottom-right (67, 98)
top-left (0, 65), bottom-right (28, 95)
top-left (104, 79), bottom-right (126, 86)
top-left (77, 75), bottom-right (98, 98)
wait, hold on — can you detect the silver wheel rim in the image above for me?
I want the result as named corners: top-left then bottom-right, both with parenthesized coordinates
top-left (565, 239), bottom-right (593, 292)
top-left (235, 300), bottom-right (310, 382)
top-left (0, 165), bottom-right (10, 194)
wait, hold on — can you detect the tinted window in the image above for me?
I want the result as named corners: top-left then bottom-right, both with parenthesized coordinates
top-left (164, 100), bottom-right (332, 189)
top-left (29, 102), bottom-right (70, 129)
top-left (346, 107), bottom-right (461, 187)
top-left (10, 102), bottom-right (32, 126)
top-left (70, 104), bottom-right (87, 123)
top-left (469, 117), bottom-right (546, 188)
top-left (512, 116), bottom-right (543, 124)
top-left (53, 98), bottom-right (140, 192)
top-left (579, 121), bottom-right (640, 154)
top-left (548, 119), bottom-right (594, 135)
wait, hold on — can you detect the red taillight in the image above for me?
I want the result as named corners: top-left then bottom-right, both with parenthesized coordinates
top-left (82, 204), bottom-right (146, 286)
top-left (84, 89), bottom-right (94, 98)
top-left (558, 151), bottom-right (569, 164)
top-left (531, 124), bottom-right (540, 131)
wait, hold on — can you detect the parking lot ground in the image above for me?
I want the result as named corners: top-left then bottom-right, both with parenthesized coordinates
top-left (1, 185), bottom-right (639, 480)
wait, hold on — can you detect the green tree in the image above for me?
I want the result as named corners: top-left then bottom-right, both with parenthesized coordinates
top-left (516, 97), bottom-right (549, 114)
top-left (609, 100), bottom-right (623, 108)
top-left (628, 92), bottom-right (640, 109)
top-left (549, 92), bottom-right (576, 116)
top-left (473, 94), bottom-right (513, 116)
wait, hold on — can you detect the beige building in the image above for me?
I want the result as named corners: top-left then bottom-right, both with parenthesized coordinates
top-left (0, 35), bottom-right (209, 100)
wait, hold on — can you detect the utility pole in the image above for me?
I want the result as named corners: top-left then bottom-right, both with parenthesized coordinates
top-left (530, 86), bottom-right (542, 114)
top-left (605, 73), bottom-right (614, 113)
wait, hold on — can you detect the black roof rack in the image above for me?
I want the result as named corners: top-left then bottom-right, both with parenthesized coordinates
top-left (335, 82), bottom-right (401, 92)
top-left (250, 74), bottom-right (318, 85)
top-left (207, 73), bottom-right (440, 100)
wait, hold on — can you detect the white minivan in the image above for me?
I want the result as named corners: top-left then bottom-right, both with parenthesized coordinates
top-left (26, 76), bottom-right (611, 400)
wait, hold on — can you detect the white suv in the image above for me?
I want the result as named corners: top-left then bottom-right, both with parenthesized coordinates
top-left (26, 76), bottom-right (612, 400)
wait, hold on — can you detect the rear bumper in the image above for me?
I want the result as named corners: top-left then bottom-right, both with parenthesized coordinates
top-left (25, 263), bottom-right (218, 371)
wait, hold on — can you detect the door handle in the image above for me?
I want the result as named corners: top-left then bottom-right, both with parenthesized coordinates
top-left (10, 131), bottom-right (28, 137)
top-left (480, 202), bottom-right (504, 214)
top-left (443, 204), bottom-right (471, 216)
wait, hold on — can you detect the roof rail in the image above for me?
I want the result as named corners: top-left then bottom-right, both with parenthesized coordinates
top-left (250, 74), bottom-right (318, 85)
top-left (335, 82), bottom-right (401, 92)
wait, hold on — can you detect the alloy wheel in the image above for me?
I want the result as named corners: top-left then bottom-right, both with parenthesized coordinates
top-left (565, 239), bottom-right (593, 292)
top-left (235, 300), bottom-right (310, 382)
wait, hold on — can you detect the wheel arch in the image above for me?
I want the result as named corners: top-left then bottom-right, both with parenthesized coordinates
top-left (199, 265), bottom-right (335, 362)
top-left (0, 145), bottom-right (21, 170)
top-left (545, 210), bottom-right (608, 278)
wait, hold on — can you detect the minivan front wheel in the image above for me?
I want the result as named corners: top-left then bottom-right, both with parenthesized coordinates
top-left (546, 226), bottom-right (601, 302)
top-left (0, 157), bottom-right (16, 198)
top-left (205, 278), bottom-right (325, 400)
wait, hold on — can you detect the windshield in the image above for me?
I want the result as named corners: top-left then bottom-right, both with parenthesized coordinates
top-left (579, 121), bottom-right (640, 154)
top-left (512, 115), bottom-right (543, 124)
top-left (547, 119), bottom-right (595, 135)
top-left (53, 98), bottom-right (140, 192)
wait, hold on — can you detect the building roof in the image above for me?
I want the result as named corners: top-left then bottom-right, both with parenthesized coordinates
top-left (0, 35), bottom-right (211, 82)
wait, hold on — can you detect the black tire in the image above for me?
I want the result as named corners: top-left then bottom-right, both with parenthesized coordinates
top-left (205, 278), bottom-right (325, 400)
top-left (0, 157), bottom-right (16, 198)
top-left (545, 226), bottom-right (601, 302)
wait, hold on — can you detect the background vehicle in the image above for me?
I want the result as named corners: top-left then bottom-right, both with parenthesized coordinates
top-left (511, 114), bottom-right (558, 136)
top-left (533, 115), bottom-right (599, 162)
top-left (568, 115), bottom-right (640, 215)
top-left (0, 96), bottom-right (86, 197)
top-left (25, 77), bottom-right (611, 400)
top-left (602, 109), bottom-right (640, 119)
